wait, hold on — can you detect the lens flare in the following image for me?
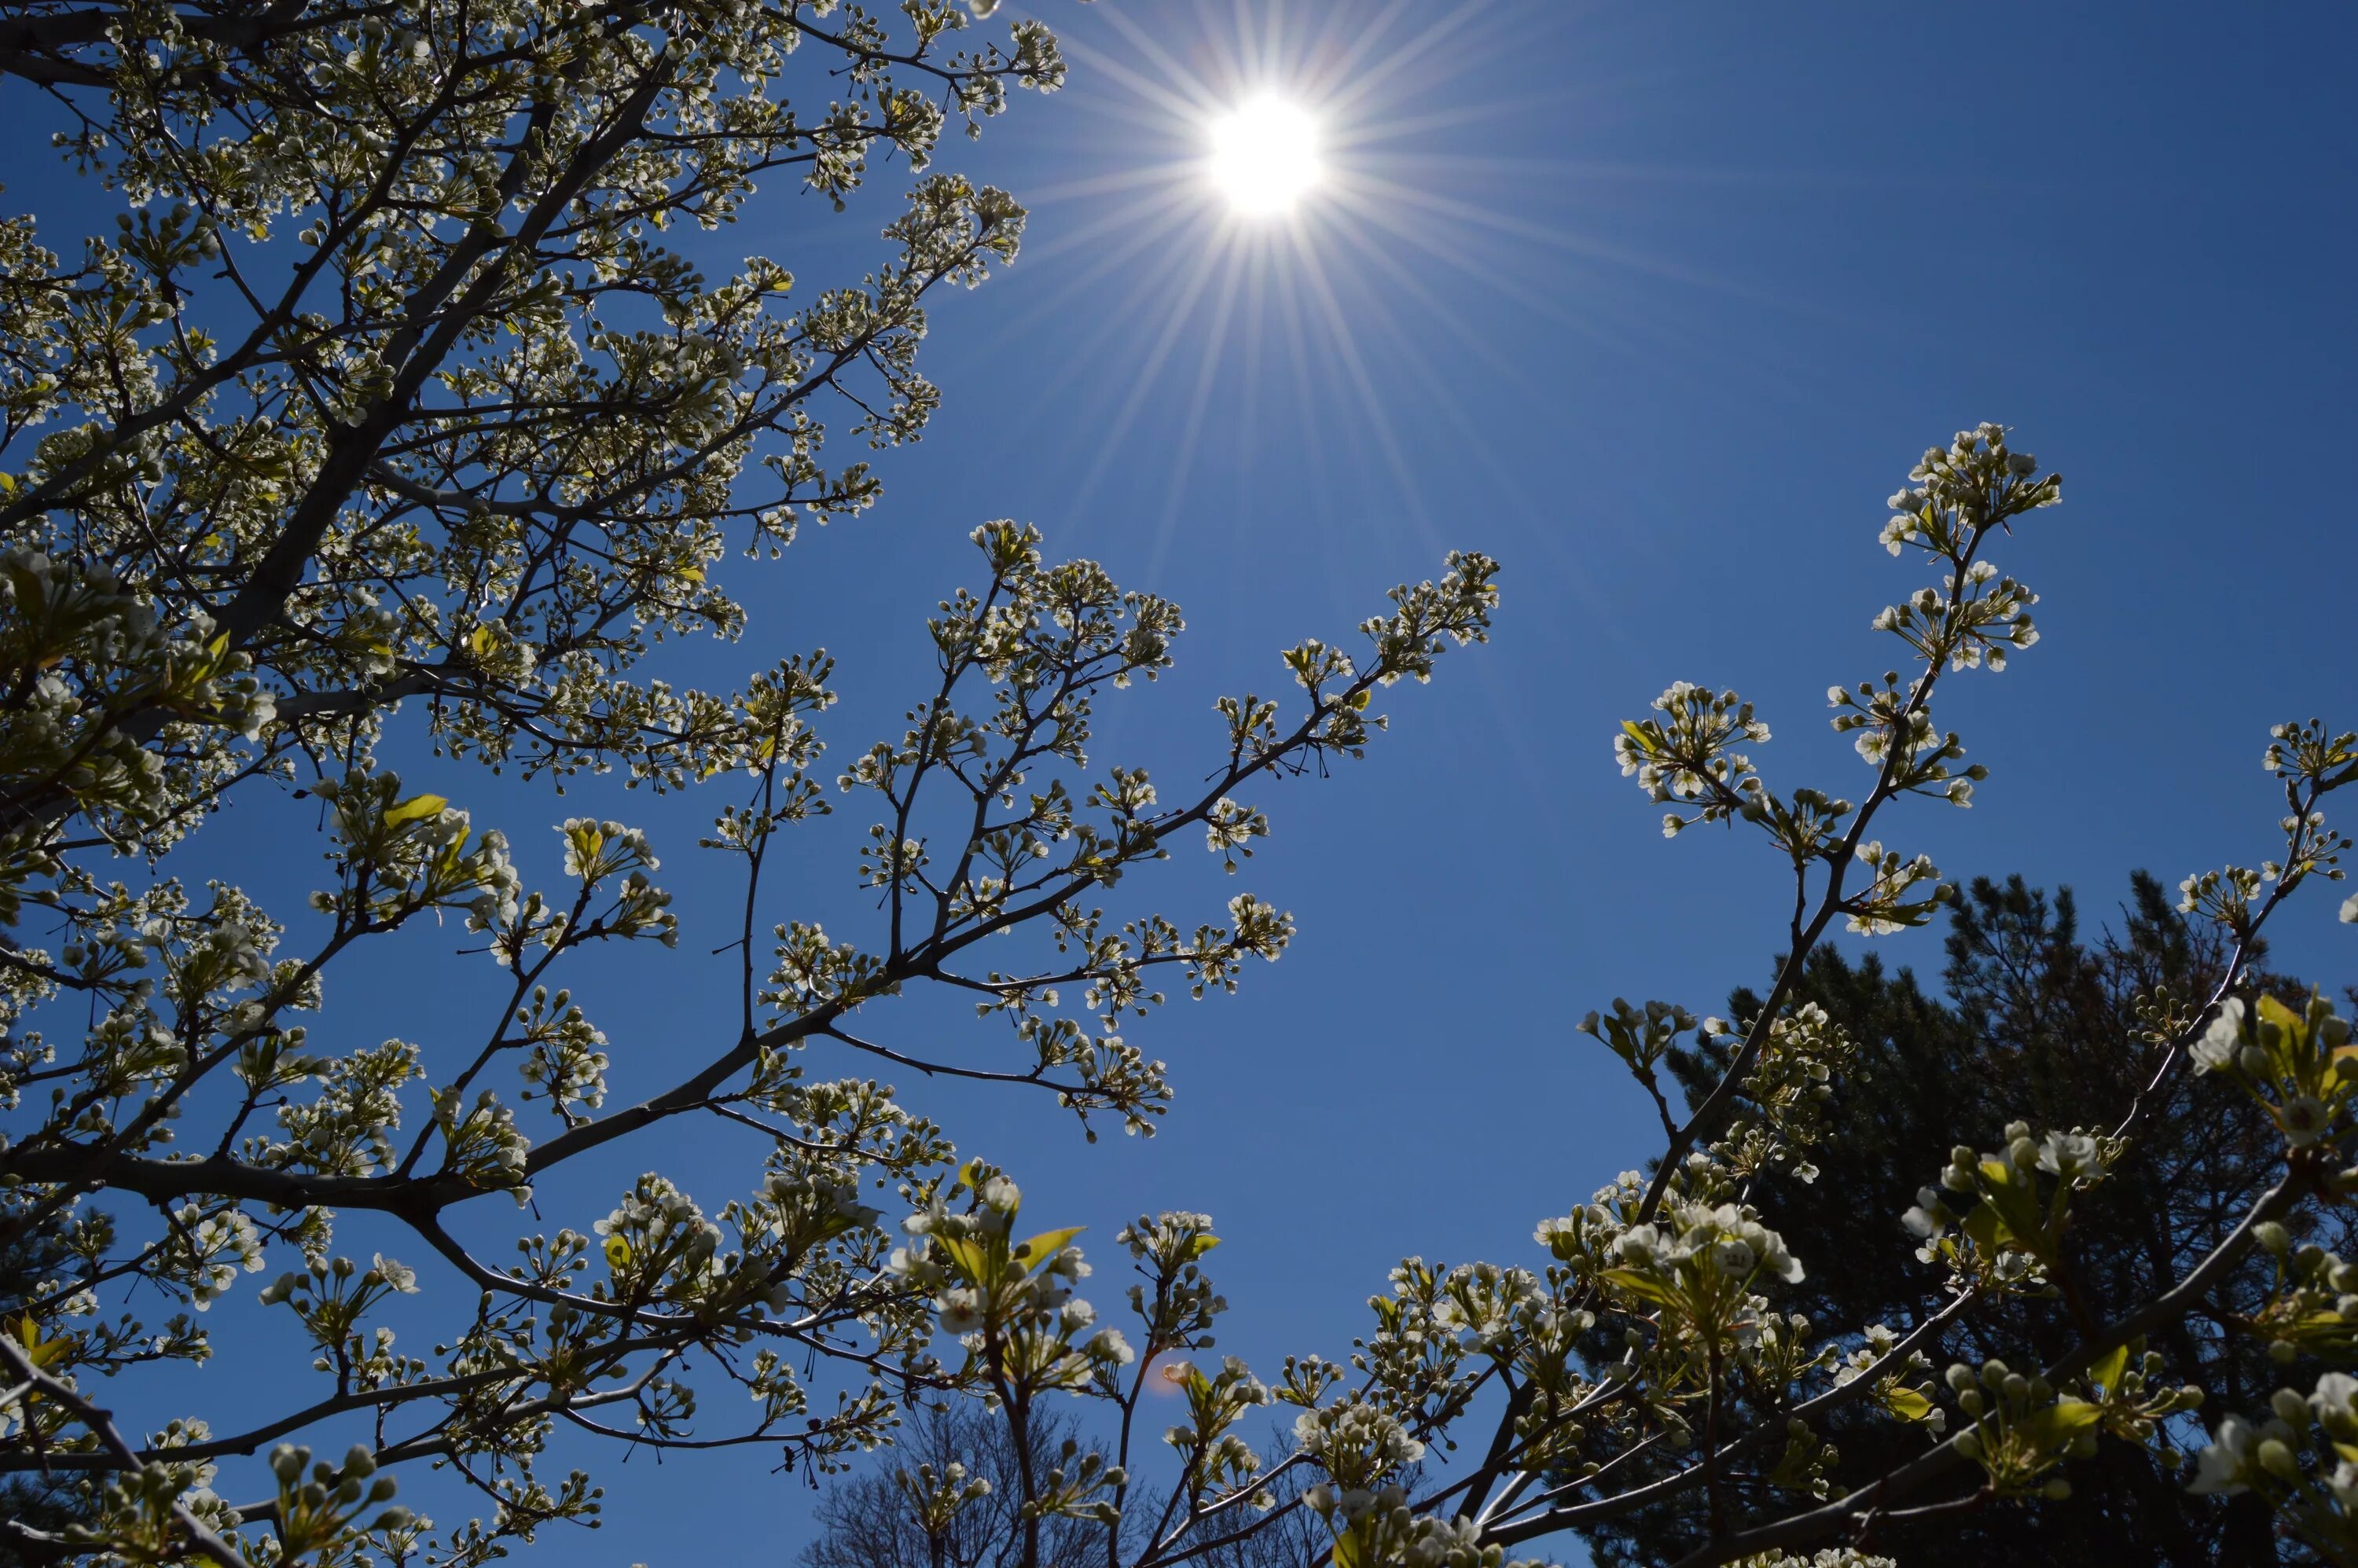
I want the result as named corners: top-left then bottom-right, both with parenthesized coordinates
top-left (1207, 97), bottom-right (1323, 214)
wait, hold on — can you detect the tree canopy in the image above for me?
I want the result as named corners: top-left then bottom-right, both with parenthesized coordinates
top-left (0, 0), bottom-right (1495, 1559)
top-left (0, 4), bottom-right (2353, 1567)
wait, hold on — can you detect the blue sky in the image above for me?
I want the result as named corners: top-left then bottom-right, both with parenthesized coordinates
top-left (9, 2), bottom-right (2358, 1562)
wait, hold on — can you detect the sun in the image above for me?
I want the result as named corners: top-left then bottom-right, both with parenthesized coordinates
top-left (1207, 95), bottom-right (1323, 215)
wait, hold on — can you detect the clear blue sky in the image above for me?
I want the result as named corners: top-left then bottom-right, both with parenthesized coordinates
top-left (10, 2), bottom-right (2357, 1562)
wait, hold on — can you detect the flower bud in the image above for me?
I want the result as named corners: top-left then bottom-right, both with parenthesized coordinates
top-left (2257, 1438), bottom-right (2301, 1482)
top-left (2255, 1221), bottom-right (2292, 1258)
top-left (2273, 1389), bottom-right (2312, 1427)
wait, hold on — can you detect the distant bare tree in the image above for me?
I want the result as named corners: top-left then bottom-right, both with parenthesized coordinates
top-left (801, 1405), bottom-right (1104, 1568)
top-left (801, 1408), bottom-right (1370, 1568)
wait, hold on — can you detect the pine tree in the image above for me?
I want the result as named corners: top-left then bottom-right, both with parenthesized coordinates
top-left (1577, 872), bottom-right (2344, 1566)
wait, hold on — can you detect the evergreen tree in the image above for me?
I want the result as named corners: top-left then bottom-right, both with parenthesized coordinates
top-left (1576, 872), bottom-right (2343, 1566)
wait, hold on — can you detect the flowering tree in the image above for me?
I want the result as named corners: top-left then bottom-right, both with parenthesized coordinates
top-left (0, 0), bottom-right (1501, 1562)
top-left (858, 425), bottom-right (2357, 1568)
top-left (1, 2), bottom-right (2352, 1566)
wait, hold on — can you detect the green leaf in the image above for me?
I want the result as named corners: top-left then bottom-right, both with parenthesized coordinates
top-left (1980, 1179), bottom-right (2046, 1248)
top-left (1186, 1233), bottom-right (1222, 1261)
top-left (383, 793), bottom-right (447, 827)
top-left (1599, 1267), bottom-right (1677, 1308)
top-left (2019, 1397), bottom-right (2102, 1450)
top-left (2257, 993), bottom-right (2305, 1044)
top-left (939, 1235), bottom-right (990, 1284)
top-left (2089, 1342), bottom-right (2128, 1395)
top-left (10, 1313), bottom-right (72, 1370)
top-left (1011, 1226), bottom-right (1084, 1272)
top-left (1885, 1386), bottom-right (1934, 1422)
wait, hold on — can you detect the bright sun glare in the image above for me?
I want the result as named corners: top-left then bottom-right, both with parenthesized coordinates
top-left (1207, 96), bottom-right (1322, 215)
